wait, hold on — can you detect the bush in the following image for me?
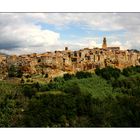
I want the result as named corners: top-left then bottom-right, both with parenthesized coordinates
top-left (53, 77), bottom-right (65, 83)
top-left (122, 67), bottom-right (132, 76)
top-left (20, 78), bottom-right (24, 83)
top-left (39, 84), bottom-right (50, 92)
top-left (45, 73), bottom-right (48, 78)
top-left (95, 68), bottom-right (100, 75)
top-left (95, 66), bottom-right (121, 80)
top-left (33, 82), bottom-right (40, 91)
top-left (8, 65), bottom-right (23, 78)
top-left (22, 85), bottom-right (37, 98)
top-left (63, 73), bottom-right (74, 81)
top-left (112, 76), bottom-right (140, 96)
top-left (63, 81), bottom-right (81, 95)
top-left (76, 71), bottom-right (92, 79)
top-left (122, 66), bottom-right (140, 76)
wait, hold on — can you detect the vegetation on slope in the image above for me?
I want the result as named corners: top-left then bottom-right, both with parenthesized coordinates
top-left (0, 81), bottom-right (28, 127)
top-left (0, 66), bottom-right (140, 127)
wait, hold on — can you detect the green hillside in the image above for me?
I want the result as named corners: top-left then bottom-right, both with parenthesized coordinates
top-left (0, 66), bottom-right (140, 127)
top-left (59, 76), bottom-right (119, 99)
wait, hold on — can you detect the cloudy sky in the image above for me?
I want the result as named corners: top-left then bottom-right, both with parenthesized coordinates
top-left (0, 13), bottom-right (140, 55)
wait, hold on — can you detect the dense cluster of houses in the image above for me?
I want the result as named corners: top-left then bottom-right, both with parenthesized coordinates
top-left (0, 37), bottom-right (140, 79)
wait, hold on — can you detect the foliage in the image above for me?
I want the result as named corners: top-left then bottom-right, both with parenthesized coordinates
top-left (22, 92), bottom-right (140, 127)
top-left (44, 73), bottom-right (48, 78)
top-left (62, 81), bottom-right (81, 95)
top-left (75, 71), bottom-right (92, 79)
top-left (105, 95), bottom-right (140, 127)
top-left (95, 66), bottom-right (121, 80)
top-left (122, 66), bottom-right (140, 77)
top-left (22, 85), bottom-right (37, 99)
top-left (112, 77), bottom-right (140, 96)
top-left (8, 65), bottom-right (23, 78)
top-left (0, 66), bottom-right (140, 127)
top-left (22, 94), bottom-right (77, 127)
top-left (63, 73), bottom-right (74, 81)
top-left (61, 76), bottom-right (116, 98)
top-left (0, 81), bottom-right (28, 127)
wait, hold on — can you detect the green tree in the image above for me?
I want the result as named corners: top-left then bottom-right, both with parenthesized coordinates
top-left (76, 71), bottom-right (92, 79)
top-left (22, 85), bottom-right (37, 99)
top-left (63, 73), bottom-right (74, 81)
top-left (8, 65), bottom-right (23, 78)
top-left (95, 66), bottom-right (120, 80)
top-left (63, 81), bottom-right (81, 95)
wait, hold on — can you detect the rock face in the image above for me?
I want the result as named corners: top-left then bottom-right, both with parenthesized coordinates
top-left (0, 55), bottom-right (7, 80)
top-left (0, 38), bottom-right (140, 79)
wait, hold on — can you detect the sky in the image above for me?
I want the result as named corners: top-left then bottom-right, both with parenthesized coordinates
top-left (0, 13), bottom-right (140, 55)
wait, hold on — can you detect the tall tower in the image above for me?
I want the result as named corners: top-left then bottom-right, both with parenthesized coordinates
top-left (102, 37), bottom-right (107, 49)
top-left (65, 47), bottom-right (68, 51)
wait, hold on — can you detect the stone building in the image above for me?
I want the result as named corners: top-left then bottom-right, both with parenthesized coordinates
top-left (102, 37), bottom-right (107, 49)
top-left (0, 37), bottom-right (140, 79)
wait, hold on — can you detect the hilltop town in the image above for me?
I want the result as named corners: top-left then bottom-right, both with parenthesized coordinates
top-left (0, 37), bottom-right (140, 80)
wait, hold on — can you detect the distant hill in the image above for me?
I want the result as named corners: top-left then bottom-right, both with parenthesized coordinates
top-left (0, 52), bottom-right (9, 56)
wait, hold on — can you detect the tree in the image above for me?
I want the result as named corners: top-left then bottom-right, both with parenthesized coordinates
top-left (76, 71), bottom-right (92, 79)
top-left (63, 73), bottom-right (74, 81)
top-left (63, 82), bottom-right (81, 95)
top-left (95, 66), bottom-right (121, 80)
top-left (22, 85), bottom-right (37, 99)
top-left (8, 65), bottom-right (23, 78)
top-left (20, 78), bottom-right (24, 83)
top-left (45, 73), bottom-right (48, 78)
top-left (95, 67), bottom-right (101, 76)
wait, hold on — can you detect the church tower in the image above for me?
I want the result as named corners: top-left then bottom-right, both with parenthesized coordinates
top-left (102, 37), bottom-right (107, 49)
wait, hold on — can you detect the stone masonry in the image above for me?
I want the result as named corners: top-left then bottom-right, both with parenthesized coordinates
top-left (0, 38), bottom-right (140, 79)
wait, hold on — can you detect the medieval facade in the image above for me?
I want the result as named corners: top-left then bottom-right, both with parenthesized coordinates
top-left (0, 37), bottom-right (140, 79)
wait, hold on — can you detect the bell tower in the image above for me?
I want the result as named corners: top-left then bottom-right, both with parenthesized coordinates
top-left (102, 37), bottom-right (107, 49)
top-left (65, 46), bottom-right (68, 51)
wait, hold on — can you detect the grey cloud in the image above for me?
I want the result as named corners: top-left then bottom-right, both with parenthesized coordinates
top-left (0, 13), bottom-right (61, 54)
top-left (0, 13), bottom-right (140, 54)
top-left (0, 43), bottom-right (19, 50)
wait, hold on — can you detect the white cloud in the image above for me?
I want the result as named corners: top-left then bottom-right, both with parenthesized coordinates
top-left (88, 41), bottom-right (102, 48)
top-left (0, 13), bottom-right (61, 54)
top-left (110, 41), bottom-right (122, 47)
top-left (24, 13), bottom-right (140, 50)
top-left (0, 13), bottom-right (140, 54)
top-left (63, 37), bottom-right (102, 51)
top-left (25, 13), bottom-right (136, 31)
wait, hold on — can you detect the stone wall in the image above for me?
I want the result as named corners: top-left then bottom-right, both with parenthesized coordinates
top-left (0, 47), bottom-right (140, 79)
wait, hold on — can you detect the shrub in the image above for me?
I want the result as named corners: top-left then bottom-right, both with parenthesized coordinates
top-left (8, 65), bottom-right (23, 78)
top-left (22, 85), bottom-right (37, 98)
top-left (39, 84), bottom-right (49, 92)
top-left (63, 73), bottom-right (74, 81)
top-left (63, 81), bottom-right (81, 95)
top-left (122, 67), bottom-right (132, 76)
top-left (95, 66), bottom-right (121, 80)
top-left (75, 71), bottom-right (92, 79)
top-left (45, 73), bottom-right (48, 78)
top-left (112, 76), bottom-right (140, 96)
top-left (53, 77), bottom-right (65, 83)
top-left (95, 68), bottom-right (101, 75)
top-left (122, 66), bottom-right (140, 76)
top-left (20, 78), bottom-right (24, 83)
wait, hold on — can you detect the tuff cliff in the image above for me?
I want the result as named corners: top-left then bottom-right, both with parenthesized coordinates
top-left (0, 38), bottom-right (140, 80)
